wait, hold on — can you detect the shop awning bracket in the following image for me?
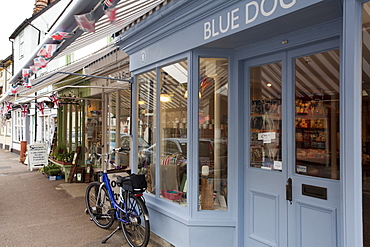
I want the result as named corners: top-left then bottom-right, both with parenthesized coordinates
top-left (32, 71), bottom-right (132, 88)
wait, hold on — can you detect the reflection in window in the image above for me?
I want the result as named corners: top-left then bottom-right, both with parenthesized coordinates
top-left (199, 58), bottom-right (228, 210)
top-left (295, 49), bottom-right (340, 180)
top-left (107, 90), bottom-right (132, 170)
top-left (159, 60), bottom-right (188, 206)
top-left (249, 62), bottom-right (282, 171)
top-left (137, 70), bottom-right (157, 195)
top-left (363, 3), bottom-right (370, 244)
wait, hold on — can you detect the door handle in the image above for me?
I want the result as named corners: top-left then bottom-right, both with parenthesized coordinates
top-left (286, 178), bottom-right (292, 204)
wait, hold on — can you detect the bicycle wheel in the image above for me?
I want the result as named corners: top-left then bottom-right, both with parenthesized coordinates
top-left (120, 193), bottom-right (150, 247)
top-left (85, 182), bottom-right (115, 229)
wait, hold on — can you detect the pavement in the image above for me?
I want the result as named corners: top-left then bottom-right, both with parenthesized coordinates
top-left (0, 149), bottom-right (166, 247)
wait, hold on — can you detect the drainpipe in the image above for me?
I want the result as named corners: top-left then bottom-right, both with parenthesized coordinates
top-left (25, 20), bottom-right (41, 45)
top-left (47, 0), bottom-right (74, 33)
top-left (34, 93), bottom-right (37, 143)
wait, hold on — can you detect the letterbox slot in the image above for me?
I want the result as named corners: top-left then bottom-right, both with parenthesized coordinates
top-left (302, 184), bottom-right (327, 200)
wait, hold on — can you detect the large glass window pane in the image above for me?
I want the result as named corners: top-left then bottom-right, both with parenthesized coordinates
top-left (199, 58), bottom-right (228, 211)
top-left (363, 3), bottom-right (370, 245)
top-left (249, 62), bottom-right (283, 172)
top-left (107, 90), bottom-right (132, 169)
top-left (137, 70), bottom-right (157, 194)
top-left (159, 60), bottom-right (188, 206)
top-left (295, 49), bottom-right (340, 180)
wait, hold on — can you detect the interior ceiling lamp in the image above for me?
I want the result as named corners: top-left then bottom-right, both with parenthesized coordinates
top-left (160, 93), bottom-right (172, 102)
top-left (138, 100), bottom-right (145, 105)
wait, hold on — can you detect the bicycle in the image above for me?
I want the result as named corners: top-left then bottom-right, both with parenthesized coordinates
top-left (85, 147), bottom-right (150, 247)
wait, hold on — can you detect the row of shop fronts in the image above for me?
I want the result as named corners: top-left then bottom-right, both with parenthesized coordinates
top-left (1, 0), bottom-right (370, 246)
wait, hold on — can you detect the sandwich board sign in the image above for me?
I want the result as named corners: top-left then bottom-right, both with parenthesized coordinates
top-left (28, 143), bottom-right (48, 171)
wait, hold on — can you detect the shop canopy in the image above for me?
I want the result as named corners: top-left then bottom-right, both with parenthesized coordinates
top-left (2, 0), bottom-right (172, 102)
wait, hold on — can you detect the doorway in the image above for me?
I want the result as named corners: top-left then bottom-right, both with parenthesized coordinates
top-left (244, 44), bottom-right (340, 246)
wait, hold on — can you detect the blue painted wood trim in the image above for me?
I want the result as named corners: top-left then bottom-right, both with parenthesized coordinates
top-left (341, 0), bottom-right (363, 246)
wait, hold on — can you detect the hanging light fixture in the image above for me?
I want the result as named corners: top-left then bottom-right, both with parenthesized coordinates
top-left (160, 93), bottom-right (172, 102)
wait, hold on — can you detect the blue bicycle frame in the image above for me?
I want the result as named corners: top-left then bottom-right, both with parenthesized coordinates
top-left (99, 171), bottom-right (132, 224)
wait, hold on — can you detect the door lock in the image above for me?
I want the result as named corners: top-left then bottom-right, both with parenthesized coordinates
top-left (286, 178), bottom-right (292, 204)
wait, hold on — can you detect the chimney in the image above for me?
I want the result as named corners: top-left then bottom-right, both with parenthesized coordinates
top-left (33, 0), bottom-right (49, 14)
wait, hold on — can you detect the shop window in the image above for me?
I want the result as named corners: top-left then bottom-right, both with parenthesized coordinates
top-left (86, 100), bottom-right (103, 160)
top-left (362, 3), bottom-right (370, 245)
top-left (249, 62), bottom-right (282, 171)
top-left (294, 49), bottom-right (340, 180)
top-left (158, 60), bottom-right (188, 205)
top-left (107, 90), bottom-right (132, 169)
top-left (137, 70), bottom-right (157, 195)
top-left (199, 58), bottom-right (228, 210)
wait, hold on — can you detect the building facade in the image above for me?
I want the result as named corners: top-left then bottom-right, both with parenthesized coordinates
top-left (115, 0), bottom-right (367, 246)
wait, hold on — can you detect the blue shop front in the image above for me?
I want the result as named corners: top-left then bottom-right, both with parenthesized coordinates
top-left (117, 0), bottom-right (367, 246)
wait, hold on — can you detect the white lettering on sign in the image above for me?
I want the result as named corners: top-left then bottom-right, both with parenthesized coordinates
top-left (204, 8), bottom-right (240, 40)
top-left (204, 0), bottom-right (296, 40)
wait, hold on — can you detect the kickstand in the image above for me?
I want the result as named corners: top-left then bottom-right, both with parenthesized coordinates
top-left (102, 225), bottom-right (121, 244)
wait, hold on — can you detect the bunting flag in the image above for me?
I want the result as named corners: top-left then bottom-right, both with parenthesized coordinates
top-left (36, 102), bottom-right (45, 115)
top-left (34, 57), bottom-right (48, 69)
top-left (21, 104), bottom-right (29, 117)
top-left (22, 69), bottom-right (32, 78)
top-left (105, 8), bottom-right (117, 23)
top-left (24, 78), bottom-right (32, 89)
top-left (5, 102), bottom-right (13, 113)
top-left (48, 93), bottom-right (59, 107)
top-left (103, 0), bottom-right (117, 10)
top-left (10, 84), bottom-right (18, 94)
top-left (29, 65), bottom-right (38, 74)
top-left (50, 31), bottom-right (73, 41)
top-left (75, 11), bottom-right (96, 33)
top-left (37, 44), bottom-right (59, 59)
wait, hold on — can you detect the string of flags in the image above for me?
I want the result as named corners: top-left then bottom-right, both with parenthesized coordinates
top-left (75, 0), bottom-right (118, 33)
top-left (7, 0), bottom-right (120, 97)
top-left (0, 93), bottom-right (59, 123)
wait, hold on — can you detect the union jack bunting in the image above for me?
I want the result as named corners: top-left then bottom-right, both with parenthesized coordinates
top-left (22, 69), bottom-right (32, 78)
top-left (75, 11), bottom-right (96, 33)
top-left (34, 57), bottom-right (48, 69)
top-left (37, 44), bottom-right (59, 59)
top-left (50, 31), bottom-right (73, 41)
top-left (5, 102), bottom-right (13, 113)
top-left (103, 0), bottom-right (117, 10)
top-left (48, 93), bottom-right (59, 107)
top-left (105, 8), bottom-right (117, 23)
top-left (36, 102), bottom-right (45, 115)
top-left (29, 66), bottom-right (38, 73)
top-left (24, 78), bottom-right (32, 89)
top-left (10, 84), bottom-right (18, 94)
top-left (21, 104), bottom-right (29, 117)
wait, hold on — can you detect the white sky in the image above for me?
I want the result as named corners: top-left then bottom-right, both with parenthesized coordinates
top-left (0, 0), bottom-right (35, 59)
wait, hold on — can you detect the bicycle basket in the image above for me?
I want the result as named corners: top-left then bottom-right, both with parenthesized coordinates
top-left (118, 174), bottom-right (147, 193)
